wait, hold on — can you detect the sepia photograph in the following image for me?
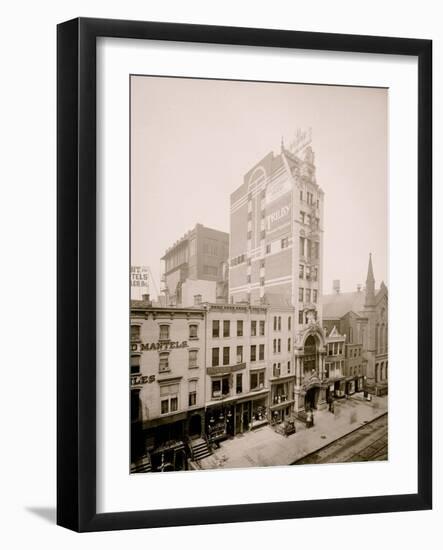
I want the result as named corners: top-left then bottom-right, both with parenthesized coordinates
top-left (129, 75), bottom-right (389, 474)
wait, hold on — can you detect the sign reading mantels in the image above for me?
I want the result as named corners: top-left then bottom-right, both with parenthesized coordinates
top-left (131, 340), bottom-right (189, 352)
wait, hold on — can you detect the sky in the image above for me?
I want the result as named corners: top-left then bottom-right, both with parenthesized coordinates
top-left (131, 76), bottom-right (388, 298)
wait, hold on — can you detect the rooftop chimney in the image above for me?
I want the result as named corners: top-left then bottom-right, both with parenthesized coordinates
top-left (333, 280), bottom-right (340, 294)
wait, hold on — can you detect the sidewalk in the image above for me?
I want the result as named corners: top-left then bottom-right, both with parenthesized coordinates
top-left (198, 394), bottom-right (388, 470)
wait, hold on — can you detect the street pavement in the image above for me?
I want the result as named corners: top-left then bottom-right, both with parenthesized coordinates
top-left (197, 393), bottom-right (388, 470)
top-left (294, 413), bottom-right (387, 464)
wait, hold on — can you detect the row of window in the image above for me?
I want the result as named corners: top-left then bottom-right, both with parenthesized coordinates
top-left (327, 342), bottom-right (345, 356)
top-left (131, 323), bottom-right (200, 342)
top-left (299, 264), bottom-right (318, 281)
top-left (348, 347), bottom-right (362, 358)
top-left (298, 310), bottom-right (318, 324)
top-left (273, 316), bottom-right (291, 331)
top-left (299, 211), bottom-right (320, 228)
top-left (211, 344), bottom-right (265, 366)
top-left (299, 237), bottom-right (320, 260)
top-left (272, 338), bottom-right (291, 353)
top-left (300, 190), bottom-right (319, 207)
top-left (212, 319), bottom-right (265, 338)
top-left (298, 288), bottom-right (318, 303)
top-left (272, 361), bottom-right (291, 377)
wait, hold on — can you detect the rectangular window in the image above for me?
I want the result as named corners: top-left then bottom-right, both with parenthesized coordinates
top-left (299, 264), bottom-right (304, 279)
top-left (251, 320), bottom-right (257, 336)
top-left (273, 339), bottom-right (276, 354)
top-left (299, 310), bottom-right (304, 324)
top-left (223, 346), bottom-right (230, 366)
top-left (259, 320), bottom-right (265, 336)
top-left (288, 316), bottom-right (292, 330)
top-left (237, 320), bottom-right (243, 337)
top-left (251, 370), bottom-right (265, 390)
top-left (299, 288), bottom-right (304, 302)
top-left (223, 320), bottom-right (230, 337)
top-left (246, 275), bottom-right (251, 284)
top-left (281, 237), bottom-right (289, 249)
top-left (287, 361), bottom-right (291, 374)
top-left (260, 277), bottom-right (265, 286)
top-left (260, 230), bottom-right (266, 240)
top-left (266, 244), bottom-right (271, 254)
top-left (288, 338), bottom-right (291, 352)
top-left (247, 230), bottom-right (252, 240)
top-left (250, 345), bottom-right (257, 362)
top-left (160, 383), bottom-right (179, 414)
top-left (188, 349), bottom-right (198, 368)
top-left (130, 355), bottom-right (140, 375)
top-left (159, 324), bottom-right (170, 341)
top-left (273, 363), bottom-right (280, 377)
top-left (159, 352), bottom-right (169, 373)
top-left (313, 290), bottom-right (318, 303)
top-left (273, 316), bottom-right (277, 331)
top-left (212, 320), bottom-right (220, 338)
top-left (212, 347), bottom-right (220, 367)
top-left (211, 379), bottom-right (221, 398)
top-left (278, 316), bottom-right (281, 331)
top-left (300, 190), bottom-right (303, 201)
top-left (236, 345), bottom-right (243, 363)
top-left (131, 325), bottom-right (141, 341)
top-left (188, 380), bottom-right (197, 407)
top-left (306, 289), bottom-right (311, 303)
top-left (189, 324), bottom-right (198, 339)
top-left (278, 339), bottom-right (281, 353)
top-left (299, 237), bottom-right (305, 256)
top-left (300, 211), bottom-right (305, 224)
top-left (236, 373), bottom-right (243, 394)
top-left (259, 343), bottom-right (265, 361)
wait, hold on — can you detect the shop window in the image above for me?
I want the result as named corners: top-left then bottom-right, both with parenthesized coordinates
top-left (159, 324), bottom-right (170, 341)
top-left (237, 320), bottom-right (243, 336)
top-left (259, 344), bottom-right (265, 361)
top-left (159, 352), bottom-right (170, 373)
top-left (189, 324), bottom-right (198, 339)
top-left (250, 345), bottom-right (257, 362)
top-left (212, 347), bottom-right (220, 367)
top-left (223, 320), bottom-right (230, 337)
top-left (223, 346), bottom-right (230, 366)
top-left (236, 345), bottom-right (243, 363)
top-left (250, 370), bottom-right (265, 390)
top-left (131, 324), bottom-right (141, 341)
top-left (188, 380), bottom-right (197, 407)
top-left (160, 383), bottom-right (179, 414)
top-left (188, 349), bottom-right (198, 369)
top-left (251, 320), bottom-right (257, 336)
top-left (130, 354), bottom-right (140, 375)
top-left (259, 320), bottom-right (265, 336)
top-left (236, 373), bottom-right (243, 394)
top-left (212, 320), bottom-right (220, 338)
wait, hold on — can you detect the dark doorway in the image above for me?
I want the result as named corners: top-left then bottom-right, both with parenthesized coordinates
top-left (189, 414), bottom-right (201, 439)
top-left (305, 386), bottom-right (319, 410)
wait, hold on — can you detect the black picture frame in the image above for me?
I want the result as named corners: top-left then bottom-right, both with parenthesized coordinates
top-left (57, 17), bottom-right (432, 532)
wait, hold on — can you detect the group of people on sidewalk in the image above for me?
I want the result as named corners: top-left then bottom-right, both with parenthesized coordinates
top-left (306, 395), bottom-right (337, 429)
